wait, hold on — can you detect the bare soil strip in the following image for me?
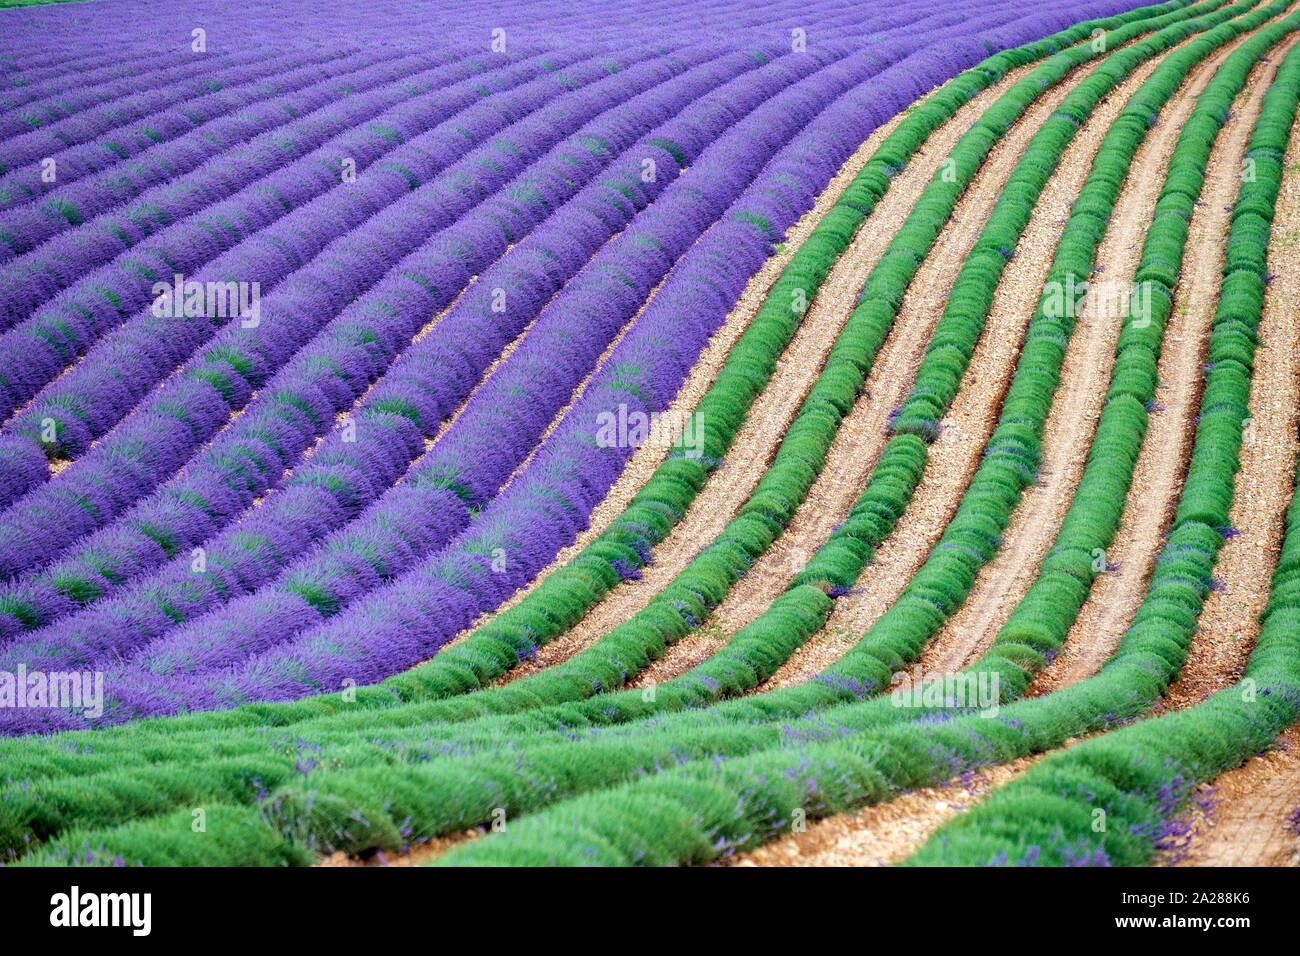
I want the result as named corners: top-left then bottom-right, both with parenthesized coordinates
top-left (496, 271), bottom-right (665, 496)
top-left (739, 30), bottom-right (1298, 867)
top-left (317, 828), bottom-right (482, 867)
top-left (1171, 725), bottom-right (1300, 866)
top-left (1162, 103), bottom-right (1300, 867)
top-left (723, 756), bottom-right (1043, 867)
top-left (439, 104), bottom-right (914, 651)
top-left (1161, 50), bottom-right (1300, 711)
top-left (872, 40), bottom-right (1300, 872)
top-left (887, 36), bottom-right (1297, 869)
top-left (341, 54), bottom-right (1103, 870)
top-left (1030, 35), bottom-right (1293, 694)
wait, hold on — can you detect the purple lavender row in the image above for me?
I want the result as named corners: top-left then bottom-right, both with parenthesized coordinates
top-left (96, 26), bottom-right (972, 702)
top-left (0, 3), bottom-right (772, 334)
top-left (0, 3), bottom-right (432, 58)
top-left (66, 37), bottom-right (847, 678)
top-left (0, 46), bottom-right (461, 271)
top-left (0, 53), bottom-right (534, 509)
top-left (0, 0), bottom-right (842, 187)
top-left (0, 47), bottom-right (596, 507)
top-left (0, 48), bottom-right (517, 404)
top-left (0, 50), bottom-right (473, 354)
top-left (0, 46), bottom-right (327, 160)
top-left (0, 0), bottom-right (894, 180)
top-left (0, 42), bottom-right (706, 612)
top-left (135, 3), bottom-right (1109, 719)
top-left (0, 50), bottom-right (248, 140)
top-left (0, 0), bottom-right (1133, 733)
top-left (0, 0), bottom-right (931, 638)
top-left (0, 0), bottom-right (781, 120)
top-left (0, 0), bottom-right (863, 414)
top-left (0, 0), bottom-right (956, 671)
top-left (0, 48), bottom-right (239, 107)
top-left (0, 36), bottom-right (785, 653)
top-left (0, 0), bottom-right (844, 60)
top-left (0, 47), bottom-right (192, 87)
top-left (0, 442), bottom-right (43, 508)
top-left (0, 46), bottom-right (393, 210)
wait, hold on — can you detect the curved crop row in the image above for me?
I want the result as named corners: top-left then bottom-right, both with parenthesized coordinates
top-left (909, 33), bottom-right (1300, 865)
top-left (4, 0), bottom-right (1285, 870)
top-left (0, 32), bottom-right (899, 679)
top-left (0, 0), bottom-right (1232, 858)
top-left (0, 47), bottom-right (384, 214)
top-left (0, 41), bottom-right (763, 614)
top-left (0, 0), bottom-right (1194, 747)
top-left (0, 45), bottom-right (715, 588)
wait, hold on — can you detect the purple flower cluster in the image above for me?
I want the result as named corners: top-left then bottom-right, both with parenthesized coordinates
top-left (0, 38), bottom-right (787, 655)
top-left (0, 48), bottom-right (469, 321)
top-left (111, 37), bottom-right (868, 677)
top-left (12, 41), bottom-right (1027, 729)
top-left (0, 1), bottom-right (951, 634)
top-left (0, 46), bottom-right (688, 581)
top-left (0, 48), bottom-right (390, 219)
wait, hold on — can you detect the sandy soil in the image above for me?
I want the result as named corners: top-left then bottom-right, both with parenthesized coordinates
top-left (631, 48), bottom-right (1117, 686)
top-left (1160, 42), bottom-right (1300, 711)
top-left (723, 757), bottom-right (1042, 867)
top-left (310, 21), bottom-right (1300, 872)
top-left (755, 34), bottom-right (1207, 692)
top-left (733, 27), bottom-right (1299, 867)
top-left (908, 36), bottom-right (1245, 681)
top-left (316, 828), bottom-right (481, 867)
top-left (1171, 726), bottom-right (1300, 867)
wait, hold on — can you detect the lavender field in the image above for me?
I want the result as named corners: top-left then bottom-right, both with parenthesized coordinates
top-left (1, 0), bottom-right (1299, 875)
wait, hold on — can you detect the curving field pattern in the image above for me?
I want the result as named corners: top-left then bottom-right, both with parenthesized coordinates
top-left (0, 0), bottom-right (1298, 870)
